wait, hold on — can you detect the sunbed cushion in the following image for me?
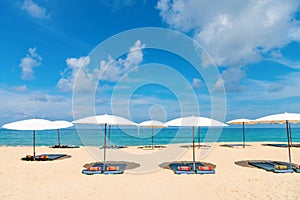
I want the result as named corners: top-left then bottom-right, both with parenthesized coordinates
top-left (106, 166), bottom-right (120, 171)
top-left (177, 166), bottom-right (191, 171)
top-left (198, 166), bottom-right (213, 171)
top-left (39, 155), bottom-right (48, 160)
top-left (274, 165), bottom-right (288, 170)
top-left (87, 166), bottom-right (101, 171)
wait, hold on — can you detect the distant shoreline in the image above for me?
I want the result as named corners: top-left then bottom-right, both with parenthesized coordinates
top-left (1, 141), bottom-right (299, 148)
top-left (1, 127), bottom-right (299, 146)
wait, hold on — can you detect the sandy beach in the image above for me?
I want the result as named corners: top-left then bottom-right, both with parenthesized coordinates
top-left (0, 142), bottom-right (299, 200)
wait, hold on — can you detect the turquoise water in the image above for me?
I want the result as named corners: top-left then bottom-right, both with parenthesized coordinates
top-left (0, 127), bottom-right (299, 146)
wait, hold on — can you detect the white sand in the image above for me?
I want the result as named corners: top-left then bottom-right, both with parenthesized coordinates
top-left (0, 142), bottom-right (300, 200)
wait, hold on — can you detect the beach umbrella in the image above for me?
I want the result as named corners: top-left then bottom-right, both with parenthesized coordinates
top-left (52, 120), bottom-right (74, 147)
top-left (253, 112), bottom-right (300, 168)
top-left (138, 120), bottom-right (167, 149)
top-left (227, 118), bottom-right (252, 148)
top-left (72, 114), bottom-right (137, 167)
top-left (166, 116), bottom-right (227, 172)
top-left (2, 118), bottom-right (54, 160)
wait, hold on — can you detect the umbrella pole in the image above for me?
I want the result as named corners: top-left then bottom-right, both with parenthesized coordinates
top-left (152, 127), bottom-right (154, 150)
top-left (103, 123), bottom-right (107, 170)
top-left (33, 130), bottom-right (36, 161)
top-left (285, 121), bottom-right (292, 169)
top-left (108, 125), bottom-right (111, 148)
top-left (57, 129), bottom-right (61, 147)
top-left (192, 126), bottom-right (196, 173)
top-left (289, 123), bottom-right (293, 145)
top-left (197, 127), bottom-right (200, 148)
top-left (242, 123), bottom-right (245, 148)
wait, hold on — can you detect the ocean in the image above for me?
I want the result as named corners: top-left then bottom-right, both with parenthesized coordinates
top-left (0, 127), bottom-right (299, 146)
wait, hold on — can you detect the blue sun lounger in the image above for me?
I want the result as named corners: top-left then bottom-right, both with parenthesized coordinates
top-left (82, 163), bottom-right (103, 175)
top-left (248, 161), bottom-right (294, 173)
top-left (36, 154), bottom-right (68, 161)
top-left (82, 170), bottom-right (102, 175)
top-left (52, 144), bottom-right (80, 148)
top-left (264, 144), bottom-right (288, 147)
top-left (22, 154), bottom-right (68, 161)
top-left (264, 144), bottom-right (300, 148)
top-left (221, 144), bottom-right (250, 148)
top-left (99, 145), bottom-right (126, 149)
top-left (187, 162), bottom-right (215, 174)
top-left (293, 166), bottom-right (300, 173)
top-left (169, 163), bottom-right (194, 174)
top-left (274, 161), bottom-right (300, 173)
top-left (103, 163), bottom-right (126, 175)
top-left (82, 163), bottom-right (126, 175)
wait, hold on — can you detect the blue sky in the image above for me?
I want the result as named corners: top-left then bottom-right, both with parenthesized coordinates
top-left (1, 0), bottom-right (300, 125)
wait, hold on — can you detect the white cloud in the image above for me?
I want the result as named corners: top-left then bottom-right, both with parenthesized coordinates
top-left (223, 72), bottom-right (300, 120)
top-left (267, 82), bottom-right (285, 92)
top-left (124, 40), bottom-right (145, 69)
top-left (56, 78), bottom-right (73, 92)
top-left (192, 78), bottom-right (203, 88)
top-left (98, 56), bottom-right (123, 82)
top-left (288, 27), bottom-right (300, 41)
top-left (214, 67), bottom-right (246, 92)
top-left (57, 40), bottom-right (145, 92)
top-left (0, 88), bottom-right (72, 124)
top-left (66, 57), bottom-right (90, 69)
top-left (56, 56), bottom-right (91, 92)
top-left (29, 93), bottom-right (48, 102)
top-left (27, 93), bottom-right (66, 103)
top-left (269, 58), bottom-right (300, 70)
top-left (231, 71), bottom-right (300, 101)
top-left (22, 0), bottom-right (49, 19)
top-left (11, 85), bottom-right (27, 93)
top-left (19, 47), bottom-right (42, 81)
top-left (157, 0), bottom-right (300, 67)
top-left (99, 40), bottom-right (145, 82)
